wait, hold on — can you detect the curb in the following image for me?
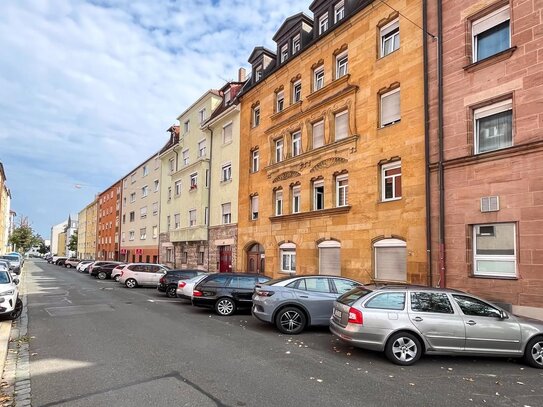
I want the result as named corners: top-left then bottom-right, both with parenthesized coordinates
top-left (0, 319), bottom-right (11, 378)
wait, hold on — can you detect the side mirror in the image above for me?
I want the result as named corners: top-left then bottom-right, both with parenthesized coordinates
top-left (13, 278), bottom-right (19, 285)
top-left (499, 310), bottom-right (508, 319)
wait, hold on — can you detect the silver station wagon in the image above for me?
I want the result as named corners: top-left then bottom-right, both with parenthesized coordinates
top-left (330, 286), bottom-right (543, 368)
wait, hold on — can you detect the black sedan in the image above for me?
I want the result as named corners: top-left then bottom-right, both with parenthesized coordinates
top-left (90, 263), bottom-right (124, 280)
top-left (157, 269), bottom-right (207, 298)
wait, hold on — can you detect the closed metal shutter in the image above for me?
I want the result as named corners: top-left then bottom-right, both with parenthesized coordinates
top-left (375, 246), bottom-right (406, 282)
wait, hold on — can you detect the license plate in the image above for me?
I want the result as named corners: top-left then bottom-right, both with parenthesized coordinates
top-left (333, 309), bottom-right (342, 318)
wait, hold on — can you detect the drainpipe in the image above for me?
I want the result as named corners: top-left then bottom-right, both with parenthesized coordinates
top-left (437, 0), bottom-right (446, 287)
top-left (422, 0), bottom-right (433, 287)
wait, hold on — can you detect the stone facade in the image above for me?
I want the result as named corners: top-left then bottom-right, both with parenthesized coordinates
top-left (237, 0), bottom-right (427, 282)
top-left (96, 181), bottom-right (122, 261)
top-left (426, 0), bottom-right (543, 317)
top-left (208, 224), bottom-right (238, 273)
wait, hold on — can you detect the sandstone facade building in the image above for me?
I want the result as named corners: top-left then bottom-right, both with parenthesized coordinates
top-left (237, 0), bottom-right (427, 282)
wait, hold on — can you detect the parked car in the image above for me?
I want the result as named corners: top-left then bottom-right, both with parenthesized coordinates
top-left (0, 255), bottom-right (21, 275)
top-left (87, 261), bottom-right (120, 275)
top-left (90, 263), bottom-right (124, 280)
top-left (64, 258), bottom-right (81, 268)
top-left (192, 273), bottom-right (271, 316)
top-left (76, 260), bottom-right (93, 272)
top-left (0, 269), bottom-right (22, 320)
top-left (158, 269), bottom-right (207, 298)
top-left (7, 252), bottom-right (23, 267)
top-left (252, 275), bottom-right (362, 334)
top-left (110, 264), bottom-right (126, 282)
top-left (177, 273), bottom-right (210, 300)
top-left (0, 261), bottom-right (9, 271)
top-left (45, 254), bottom-right (53, 263)
top-left (329, 285), bottom-right (543, 368)
top-left (118, 263), bottom-right (170, 288)
top-left (54, 257), bottom-right (68, 266)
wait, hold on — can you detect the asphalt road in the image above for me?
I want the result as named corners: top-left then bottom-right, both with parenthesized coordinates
top-left (23, 260), bottom-right (543, 407)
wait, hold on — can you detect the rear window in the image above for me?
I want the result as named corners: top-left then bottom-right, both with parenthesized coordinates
top-left (365, 292), bottom-right (406, 310)
top-left (337, 287), bottom-right (373, 306)
top-left (204, 275), bottom-right (230, 286)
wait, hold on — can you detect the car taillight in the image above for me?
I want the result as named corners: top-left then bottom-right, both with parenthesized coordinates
top-left (255, 289), bottom-right (274, 297)
top-left (159, 277), bottom-right (164, 284)
top-left (348, 307), bottom-right (363, 324)
top-left (120, 271), bottom-right (123, 277)
top-left (178, 281), bottom-right (186, 288)
top-left (193, 290), bottom-right (202, 297)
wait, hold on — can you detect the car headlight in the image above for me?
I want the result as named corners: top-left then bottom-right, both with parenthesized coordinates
top-left (0, 290), bottom-right (15, 296)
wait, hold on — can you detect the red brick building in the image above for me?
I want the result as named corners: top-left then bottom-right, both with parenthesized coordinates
top-left (426, 0), bottom-right (543, 318)
top-left (96, 181), bottom-right (122, 261)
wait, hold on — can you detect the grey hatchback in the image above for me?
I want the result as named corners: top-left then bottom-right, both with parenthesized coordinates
top-left (252, 275), bottom-right (361, 334)
top-left (330, 286), bottom-right (543, 368)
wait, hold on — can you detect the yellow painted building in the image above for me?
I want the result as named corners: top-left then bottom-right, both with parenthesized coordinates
top-left (0, 163), bottom-right (10, 255)
top-left (57, 232), bottom-right (67, 257)
top-left (78, 199), bottom-right (97, 259)
top-left (237, 0), bottom-right (427, 283)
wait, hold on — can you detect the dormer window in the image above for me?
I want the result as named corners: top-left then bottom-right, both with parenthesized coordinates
top-left (280, 44), bottom-right (288, 63)
top-left (255, 65), bottom-right (263, 82)
top-left (334, 1), bottom-right (345, 23)
top-left (276, 90), bottom-right (285, 112)
top-left (292, 35), bottom-right (301, 54)
top-left (319, 13), bottom-right (329, 34)
top-left (224, 89), bottom-right (231, 105)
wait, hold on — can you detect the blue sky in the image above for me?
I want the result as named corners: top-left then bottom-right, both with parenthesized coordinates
top-left (0, 0), bottom-right (308, 238)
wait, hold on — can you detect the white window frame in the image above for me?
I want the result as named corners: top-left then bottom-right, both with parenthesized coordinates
top-left (129, 230), bottom-right (135, 241)
top-left (198, 139), bottom-right (207, 157)
top-left (130, 192), bottom-right (136, 203)
top-left (336, 51), bottom-right (348, 79)
top-left (334, 110), bottom-right (349, 141)
top-left (474, 99), bottom-right (513, 154)
top-left (140, 206), bottom-right (147, 219)
top-left (472, 6), bottom-right (510, 63)
top-left (174, 180), bottom-right (182, 196)
top-left (313, 180), bottom-right (325, 210)
top-left (473, 223), bottom-right (517, 278)
top-left (276, 91), bottom-right (284, 112)
top-left (199, 108), bottom-right (206, 123)
top-left (314, 67), bottom-right (324, 91)
top-left (280, 243), bottom-right (296, 273)
top-left (253, 106), bottom-right (260, 127)
top-left (319, 13), bottom-right (329, 34)
top-left (154, 179), bottom-right (159, 192)
top-left (251, 195), bottom-right (259, 220)
top-left (312, 120), bottom-right (324, 148)
top-left (252, 149), bottom-right (260, 172)
top-left (221, 163), bottom-right (232, 182)
top-left (152, 202), bottom-right (158, 215)
top-left (292, 34), bottom-right (301, 54)
top-left (140, 227), bottom-right (147, 240)
top-left (222, 203), bottom-right (232, 224)
top-left (141, 185), bottom-right (148, 198)
top-left (336, 175), bottom-right (348, 207)
top-left (334, 1), bottom-right (345, 23)
top-left (380, 19), bottom-right (400, 57)
top-left (169, 158), bottom-right (175, 173)
top-left (190, 173), bottom-right (198, 190)
top-left (380, 87), bottom-right (401, 127)
top-left (293, 80), bottom-right (302, 103)
top-left (381, 161), bottom-right (402, 201)
top-left (374, 238), bottom-right (407, 282)
top-left (152, 225), bottom-right (158, 239)
top-left (174, 213), bottom-right (180, 229)
top-left (189, 209), bottom-right (197, 227)
top-left (291, 131), bottom-right (301, 157)
top-left (275, 190), bottom-right (283, 216)
top-left (183, 120), bottom-right (190, 134)
top-left (223, 122), bottom-right (233, 144)
top-left (182, 149), bottom-right (189, 166)
top-left (224, 89), bottom-right (231, 105)
top-left (280, 44), bottom-right (288, 63)
top-left (142, 165), bottom-right (148, 177)
top-left (292, 186), bottom-right (301, 214)
top-left (255, 65), bottom-right (263, 82)
top-left (275, 139), bottom-right (284, 163)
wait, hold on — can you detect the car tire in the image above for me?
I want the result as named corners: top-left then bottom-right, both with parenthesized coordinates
top-left (215, 297), bottom-right (236, 316)
top-left (275, 307), bottom-right (307, 335)
top-left (125, 278), bottom-right (137, 289)
top-left (66, 264), bottom-right (72, 269)
top-left (166, 285), bottom-right (177, 298)
top-left (97, 271), bottom-right (107, 280)
top-left (9, 298), bottom-right (23, 320)
top-left (385, 332), bottom-right (423, 366)
top-left (114, 275), bottom-right (120, 282)
top-left (524, 336), bottom-right (543, 369)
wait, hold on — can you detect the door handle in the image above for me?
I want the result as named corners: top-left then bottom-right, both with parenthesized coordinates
top-left (466, 320), bottom-right (476, 326)
top-left (412, 317), bottom-right (423, 322)
top-left (299, 295), bottom-right (309, 298)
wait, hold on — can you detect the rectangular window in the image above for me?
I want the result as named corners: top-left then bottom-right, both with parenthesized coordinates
top-left (382, 161), bottom-right (402, 201)
top-left (276, 91), bottom-right (284, 112)
top-left (130, 192), bottom-right (136, 203)
top-left (141, 185), bottom-right (148, 198)
top-left (167, 215), bottom-right (171, 231)
top-left (252, 106), bottom-right (260, 127)
top-left (281, 249), bottom-right (296, 273)
top-left (293, 81), bottom-right (302, 103)
top-left (222, 163), bottom-right (232, 182)
top-left (169, 158), bottom-right (175, 173)
top-left (380, 19), bottom-right (400, 57)
top-left (174, 213), bottom-right (180, 229)
top-left (198, 247), bottom-right (205, 265)
top-left (473, 223), bottom-right (516, 278)
top-left (313, 180), bottom-right (325, 210)
top-left (199, 108), bottom-right (206, 123)
top-left (175, 180), bottom-right (182, 196)
top-left (275, 190), bottom-right (283, 216)
top-left (152, 202), bottom-right (158, 215)
top-left (166, 248), bottom-right (173, 262)
top-left (291, 131), bottom-right (301, 157)
top-left (472, 6), bottom-right (510, 62)
top-left (129, 211), bottom-right (135, 222)
top-left (319, 13), bottom-right (329, 34)
top-left (334, 1), bottom-right (345, 23)
top-left (140, 206), bottom-right (147, 219)
top-left (224, 89), bottom-right (231, 105)
top-left (252, 149), bottom-right (260, 172)
top-left (198, 140), bottom-right (206, 157)
top-left (312, 120), bottom-right (324, 148)
top-left (140, 228), bottom-right (147, 240)
top-left (223, 122), bottom-right (233, 144)
top-left (122, 232), bottom-right (125, 242)
top-left (336, 52), bottom-right (348, 79)
top-left (380, 88), bottom-right (401, 127)
top-left (275, 139), bottom-right (284, 163)
top-left (154, 179), bottom-right (159, 192)
top-left (131, 173), bottom-right (136, 183)
top-left (189, 209), bottom-right (197, 227)
top-left (183, 120), bottom-right (190, 133)
top-left (142, 165), bottom-right (148, 176)
top-left (251, 195), bottom-right (259, 220)
top-left (182, 149), bottom-right (189, 166)
top-left (222, 203), bottom-right (231, 224)
top-left (204, 207), bottom-right (209, 226)
top-left (474, 99), bottom-right (512, 154)
top-left (152, 226), bottom-right (158, 239)
top-left (182, 252), bottom-right (188, 264)
top-left (334, 110), bottom-right (348, 141)
top-left (281, 44), bottom-right (288, 63)
top-left (167, 187), bottom-right (172, 201)
top-left (292, 34), bottom-right (301, 54)
top-left (336, 175), bottom-right (348, 207)
top-left (314, 67), bottom-right (324, 91)
top-left (190, 173), bottom-right (198, 189)
top-left (255, 65), bottom-right (263, 82)
top-left (292, 186), bottom-right (301, 214)
top-left (129, 231), bottom-right (135, 241)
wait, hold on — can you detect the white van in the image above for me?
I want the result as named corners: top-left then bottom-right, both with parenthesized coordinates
top-left (118, 263), bottom-right (170, 288)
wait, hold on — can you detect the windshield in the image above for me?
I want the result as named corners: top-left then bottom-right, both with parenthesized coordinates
top-left (0, 271), bottom-right (11, 284)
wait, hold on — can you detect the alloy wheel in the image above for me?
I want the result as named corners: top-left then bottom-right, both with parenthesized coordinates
top-left (98, 272), bottom-right (107, 280)
top-left (167, 286), bottom-right (177, 298)
top-left (125, 279), bottom-right (137, 289)
top-left (216, 299), bottom-right (235, 316)
top-left (279, 310), bottom-right (303, 333)
top-left (531, 341), bottom-right (543, 367)
top-left (9, 298), bottom-right (23, 320)
top-left (392, 337), bottom-right (418, 363)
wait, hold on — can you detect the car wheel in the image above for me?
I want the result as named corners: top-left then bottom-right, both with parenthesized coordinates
top-left (524, 336), bottom-right (543, 369)
top-left (125, 278), bottom-right (137, 289)
top-left (9, 298), bottom-right (23, 320)
top-left (166, 285), bottom-right (177, 298)
top-left (66, 264), bottom-right (72, 268)
top-left (97, 271), bottom-right (107, 280)
top-left (114, 275), bottom-right (120, 282)
top-left (385, 332), bottom-right (422, 366)
top-left (215, 297), bottom-right (236, 316)
top-left (275, 307), bottom-right (307, 335)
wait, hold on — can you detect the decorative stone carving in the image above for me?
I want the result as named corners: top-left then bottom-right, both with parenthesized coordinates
top-left (272, 171), bottom-right (301, 183)
top-left (310, 157), bottom-right (348, 172)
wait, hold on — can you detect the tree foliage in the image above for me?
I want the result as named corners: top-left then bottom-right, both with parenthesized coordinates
top-left (8, 216), bottom-right (40, 253)
top-left (68, 231), bottom-right (78, 252)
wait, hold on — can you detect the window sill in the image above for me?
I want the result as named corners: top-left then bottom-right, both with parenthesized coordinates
top-left (379, 120), bottom-right (401, 129)
top-left (463, 47), bottom-right (517, 73)
top-left (377, 48), bottom-right (400, 61)
top-left (469, 274), bottom-right (518, 280)
top-left (220, 179), bottom-right (232, 185)
top-left (270, 206), bottom-right (351, 222)
top-left (307, 74), bottom-right (350, 102)
top-left (380, 197), bottom-right (402, 204)
top-left (270, 101), bottom-right (301, 121)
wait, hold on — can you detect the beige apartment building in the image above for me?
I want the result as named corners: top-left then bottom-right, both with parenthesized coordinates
top-left (159, 90), bottom-right (222, 269)
top-left (120, 153), bottom-right (161, 263)
top-left (0, 163), bottom-right (10, 254)
top-left (78, 199), bottom-right (97, 259)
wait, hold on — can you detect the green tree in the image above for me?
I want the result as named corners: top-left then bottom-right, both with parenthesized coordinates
top-left (68, 231), bottom-right (78, 252)
top-left (8, 216), bottom-right (40, 253)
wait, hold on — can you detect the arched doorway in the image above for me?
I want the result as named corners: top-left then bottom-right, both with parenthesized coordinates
top-left (247, 243), bottom-right (265, 274)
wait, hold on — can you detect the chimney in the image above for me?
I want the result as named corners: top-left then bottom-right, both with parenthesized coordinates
top-left (238, 67), bottom-right (246, 82)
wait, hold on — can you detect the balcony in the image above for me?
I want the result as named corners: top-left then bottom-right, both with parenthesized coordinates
top-left (169, 226), bottom-right (207, 243)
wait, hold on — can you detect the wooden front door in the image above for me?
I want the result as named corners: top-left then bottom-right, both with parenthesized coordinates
top-left (219, 246), bottom-right (232, 273)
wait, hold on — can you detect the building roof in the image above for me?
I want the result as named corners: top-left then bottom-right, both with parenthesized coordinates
top-left (272, 12), bottom-right (313, 42)
top-left (248, 46), bottom-right (276, 64)
top-left (202, 81), bottom-right (246, 127)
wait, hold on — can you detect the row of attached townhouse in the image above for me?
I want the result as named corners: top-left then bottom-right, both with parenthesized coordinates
top-left (0, 163), bottom-right (14, 254)
top-left (70, 0), bottom-right (543, 319)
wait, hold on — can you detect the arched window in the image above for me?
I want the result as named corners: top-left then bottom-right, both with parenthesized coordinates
top-left (373, 238), bottom-right (407, 282)
top-left (318, 240), bottom-right (341, 276)
top-left (280, 243), bottom-right (296, 273)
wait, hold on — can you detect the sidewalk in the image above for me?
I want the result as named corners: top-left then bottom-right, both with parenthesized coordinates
top-left (0, 319), bottom-right (11, 378)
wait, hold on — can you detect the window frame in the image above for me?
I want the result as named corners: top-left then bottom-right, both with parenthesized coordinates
top-left (472, 6), bottom-right (510, 63)
top-left (473, 99), bottom-right (513, 154)
top-left (334, 0), bottom-right (345, 23)
top-left (182, 149), bottom-right (190, 166)
top-left (174, 213), bottom-right (180, 229)
top-left (252, 105), bottom-right (260, 127)
top-left (222, 203), bottom-right (232, 224)
top-left (334, 110), bottom-right (349, 141)
top-left (313, 66), bottom-right (325, 91)
top-left (381, 161), bottom-right (402, 202)
top-left (251, 149), bottom-right (260, 173)
top-left (222, 122), bottom-right (233, 144)
top-left (190, 173), bottom-right (198, 190)
top-left (312, 120), bottom-right (325, 148)
top-left (319, 13), bottom-right (329, 34)
top-left (198, 139), bottom-right (207, 157)
top-left (174, 180), bottom-right (182, 196)
top-left (275, 138), bottom-right (284, 163)
top-left (380, 19), bottom-right (400, 58)
top-left (291, 131), bottom-right (301, 157)
top-left (380, 87), bottom-right (401, 127)
top-left (292, 80), bottom-right (302, 103)
top-left (313, 180), bottom-right (325, 211)
top-left (276, 91), bottom-right (285, 113)
top-left (189, 209), bottom-right (197, 227)
top-left (336, 174), bottom-right (348, 207)
top-left (473, 223), bottom-right (517, 278)
top-left (221, 163), bottom-right (232, 182)
top-left (280, 44), bottom-right (288, 63)
top-left (199, 108), bottom-right (207, 123)
top-left (251, 195), bottom-right (259, 220)
top-left (292, 185), bottom-right (301, 214)
top-left (275, 189), bottom-right (283, 216)
top-left (280, 243), bottom-right (296, 273)
top-left (335, 51), bottom-right (348, 79)
top-left (292, 34), bottom-right (301, 54)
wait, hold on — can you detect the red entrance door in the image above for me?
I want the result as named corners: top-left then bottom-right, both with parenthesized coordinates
top-left (219, 246), bottom-right (232, 273)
